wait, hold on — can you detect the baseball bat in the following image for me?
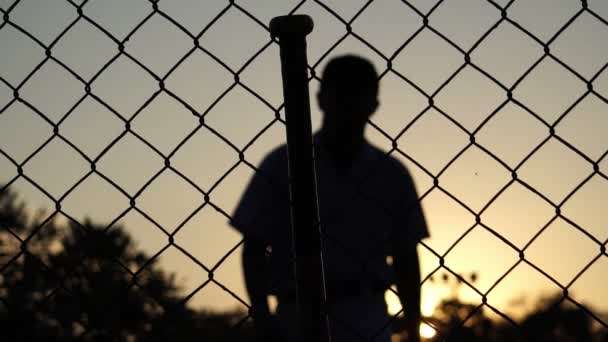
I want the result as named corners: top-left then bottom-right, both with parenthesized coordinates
top-left (270, 14), bottom-right (330, 342)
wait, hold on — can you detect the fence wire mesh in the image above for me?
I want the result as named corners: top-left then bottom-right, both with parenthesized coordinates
top-left (1, 0), bottom-right (607, 341)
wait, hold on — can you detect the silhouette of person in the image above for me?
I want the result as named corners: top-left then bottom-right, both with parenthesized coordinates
top-left (231, 55), bottom-right (429, 342)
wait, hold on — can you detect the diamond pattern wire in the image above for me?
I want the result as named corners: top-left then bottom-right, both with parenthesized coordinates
top-left (1, 0), bottom-right (607, 340)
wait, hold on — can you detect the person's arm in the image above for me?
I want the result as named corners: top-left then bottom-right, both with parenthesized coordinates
top-left (242, 237), bottom-right (271, 331)
top-left (393, 245), bottom-right (421, 342)
top-left (242, 238), bottom-right (272, 341)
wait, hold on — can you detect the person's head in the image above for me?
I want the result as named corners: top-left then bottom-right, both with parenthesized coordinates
top-left (317, 55), bottom-right (379, 158)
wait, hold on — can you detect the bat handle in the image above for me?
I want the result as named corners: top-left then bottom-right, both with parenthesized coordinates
top-left (270, 15), bottom-right (330, 342)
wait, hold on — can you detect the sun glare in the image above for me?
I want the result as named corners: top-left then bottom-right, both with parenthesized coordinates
top-left (385, 290), bottom-right (403, 316)
top-left (420, 323), bottom-right (437, 339)
top-left (385, 289), bottom-right (438, 317)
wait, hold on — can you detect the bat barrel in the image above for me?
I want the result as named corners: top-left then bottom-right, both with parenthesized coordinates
top-left (270, 15), bottom-right (314, 38)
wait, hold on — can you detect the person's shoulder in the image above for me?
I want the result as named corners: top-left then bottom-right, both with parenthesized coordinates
top-left (256, 144), bottom-right (289, 178)
top-left (364, 142), bottom-right (411, 178)
top-left (259, 144), bottom-right (288, 165)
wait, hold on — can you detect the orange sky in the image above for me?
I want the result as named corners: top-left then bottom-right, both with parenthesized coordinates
top-left (1, 0), bottom-right (607, 324)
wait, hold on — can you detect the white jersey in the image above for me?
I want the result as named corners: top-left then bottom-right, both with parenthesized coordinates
top-left (231, 136), bottom-right (429, 298)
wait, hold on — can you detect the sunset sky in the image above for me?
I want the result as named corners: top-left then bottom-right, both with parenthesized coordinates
top-left (1, 0), bottom-right (607, 324)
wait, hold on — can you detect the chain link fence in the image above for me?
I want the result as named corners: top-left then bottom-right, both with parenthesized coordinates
top-left (1, 0), bottom-right (607, 340)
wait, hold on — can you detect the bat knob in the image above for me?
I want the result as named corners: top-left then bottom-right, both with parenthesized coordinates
top-left (270, 15), bottom-right (314, 39)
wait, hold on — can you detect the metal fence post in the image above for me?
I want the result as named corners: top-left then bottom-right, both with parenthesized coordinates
top-left (270, 15), bottom-right (329, 342)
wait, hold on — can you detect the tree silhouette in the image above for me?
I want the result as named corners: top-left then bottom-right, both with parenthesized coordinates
top-left (517, 294), bottom-right (598, 342)
top-left (0, 187), bottom-right (253, 341)
top-left (416, 272), bottom-right (606, 342)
